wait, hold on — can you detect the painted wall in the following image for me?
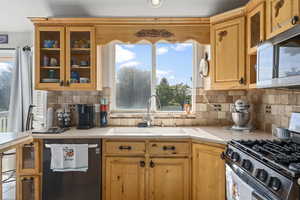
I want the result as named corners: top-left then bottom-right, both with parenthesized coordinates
top-left (0, 31), bottom-right (33, 48)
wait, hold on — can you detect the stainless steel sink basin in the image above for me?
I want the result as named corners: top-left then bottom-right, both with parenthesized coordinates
top-left (107, 127), bottom-right (189, 135)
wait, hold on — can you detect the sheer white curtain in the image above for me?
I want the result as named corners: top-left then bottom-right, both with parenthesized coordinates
top-left (8, 47), bottom-right (32, 132)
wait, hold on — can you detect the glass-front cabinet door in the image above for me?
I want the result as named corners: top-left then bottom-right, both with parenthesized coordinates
top-left (35, 26), bottom-right (65, 90)
top-left (66, 27), bottom-right (96, 90)
top-left (17, 176), bottom-right (40, 200)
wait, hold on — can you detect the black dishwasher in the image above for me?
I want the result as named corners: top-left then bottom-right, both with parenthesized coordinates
top-left (43, 139), bottom-right (101, 200)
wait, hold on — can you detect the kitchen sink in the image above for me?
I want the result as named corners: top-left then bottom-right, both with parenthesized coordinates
top-left (107, 127), bottom-right (190, 135)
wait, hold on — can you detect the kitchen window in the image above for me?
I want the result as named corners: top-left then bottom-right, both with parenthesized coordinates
top-left (113, 42), bottom-right (194, 112)
top-left (0, 50), bottom-right (15, 132)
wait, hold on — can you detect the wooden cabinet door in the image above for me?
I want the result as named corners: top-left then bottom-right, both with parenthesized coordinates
top-left (66, 26), bottom-right (96, 90)
top-left (17, 176), bottom-right (40, 200)
top-left (266, 0), bottom-right (300, 39)
top-left (211, 17), bottom-right (246, 90)
top-left (35, 26), bottom-right (65, 90)
top-left (247, 2), bottom-right (265, 54)
top-left (192, 143), bottom-right (225, 200)
top-left (148, 158), bottom-right (190, 200)
top-left (17, 141), bottom-right (41, 175)
top-left (104, 157), bottom-right (146, 200)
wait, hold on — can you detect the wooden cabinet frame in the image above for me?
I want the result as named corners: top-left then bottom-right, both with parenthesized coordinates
top-left (35, 26), bottom-right (65, 90)
top-left (16, 141), bottom-right (41, 175)
top-left (17, 175), bottom-right (40, 200)
top-left (66, 26), bottom-right (96, 90)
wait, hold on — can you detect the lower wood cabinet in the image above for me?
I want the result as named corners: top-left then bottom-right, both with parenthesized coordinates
top-left (17, 176), bottom-right (40, 200)
top-left (148, 158), bottom-right (190, 200)
top-left (192, 143), bottom-right (225, 200)
top-left (104, 157), bottom-right (146, 200)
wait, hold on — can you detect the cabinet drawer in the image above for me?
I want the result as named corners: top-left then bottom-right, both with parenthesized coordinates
top-left (149, 142), bottom-right (190, 156)
top-left (104, 141), bottom-right (146, 155)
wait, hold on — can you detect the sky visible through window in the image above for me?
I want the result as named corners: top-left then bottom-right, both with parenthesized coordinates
top-left (115, 43), bottom-right (193, 111)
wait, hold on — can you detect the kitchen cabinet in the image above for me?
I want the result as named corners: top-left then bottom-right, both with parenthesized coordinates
top-left (104, 157), bottom-right (146, 200)
top-left (192, 143), bottom-right (225, 200)
top-left (148, 158), bottom-right (190, 200)
top-left (17, 176), bottom-right (40, 200)
top-left (35, 26), bottom-right (97, 91)
top-left (266, 0), bottom-right (300, 39)
top-left (247, 1), bottom-right (266, 54)
top-left (210, 16), bottom-right (246, 90)
top-left (103, 140), bottom-right (191, 200)
top-left (16, 141), bottom-right (41, 175)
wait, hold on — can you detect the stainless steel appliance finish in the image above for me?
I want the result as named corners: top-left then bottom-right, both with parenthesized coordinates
top-left (257, 24), bottom-right (300, 89)
top-left (224, 139), bottom-right (300, 200)
top-left (42, 139), bottom-right (101, 200)
top-left (231, 99), bottom-right (253, 131)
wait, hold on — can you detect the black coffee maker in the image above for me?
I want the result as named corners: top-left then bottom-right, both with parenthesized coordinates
top-left (77, 104), bottom-right (94, 129)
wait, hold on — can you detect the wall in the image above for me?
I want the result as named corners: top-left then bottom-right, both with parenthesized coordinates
top-left (0, 32), bottom-right (33, 48)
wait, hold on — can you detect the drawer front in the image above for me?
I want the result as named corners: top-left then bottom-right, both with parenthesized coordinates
top-left (149, 142), bottom-right (190, 156)
top-left (104, 141), bottom-right (146, 155)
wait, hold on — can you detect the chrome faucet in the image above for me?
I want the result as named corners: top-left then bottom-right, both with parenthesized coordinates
top-left (143, 95), bottom-right (161, 127)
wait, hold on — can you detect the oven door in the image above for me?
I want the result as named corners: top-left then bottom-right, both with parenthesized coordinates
top-left (226, 164), bottom-right (280, 200)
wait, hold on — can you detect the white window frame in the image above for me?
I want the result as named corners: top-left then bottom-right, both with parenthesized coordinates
top-left (111, 41), bottom-right (198, 113)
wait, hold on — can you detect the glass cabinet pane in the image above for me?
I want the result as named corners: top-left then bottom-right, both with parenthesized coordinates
top-left (39, 31), bottom-right (62, 84)
top-left (69, 31), bottom-right (92, 85)
top-left (22, 145), bottom-right (35, 169)
top-left (21, 177), bottom-right (35, 200)
top-left (250, 12), bottom-right (261, 48)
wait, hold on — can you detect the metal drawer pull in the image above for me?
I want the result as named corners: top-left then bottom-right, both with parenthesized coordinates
top-left (45, 144), bottom-right (98, 149)
top-left (163, 146), bottom-right (176, 151)
top-left (150, 160), bottom-right (155, 168)
top-left (119, 146), bottom-right (132, 150)
top-left (140, 160), bottom-right (145, 167)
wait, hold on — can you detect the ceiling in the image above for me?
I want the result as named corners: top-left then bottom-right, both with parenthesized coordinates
top-left (1, 0), bottom-right (249, 32)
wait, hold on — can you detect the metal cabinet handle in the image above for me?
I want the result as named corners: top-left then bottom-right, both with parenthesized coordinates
top-left (140, 160), bottom-right (145, 168)
top-left (220, 152), bottom-right (225, 160)
top-left (291, 16), bottom-right (299, 25)
top-left (66, 80), bottom-right (70, 86)
top-left (60, 80), bottom-right (64, 86)
top-left (239, 78), bottom-right (245, 84)
top-left (218, 30), bottom-right (228, 42)
top-left (150, 160), bottom-right (155, 168)
top-left (119, 146), bottom-right (132, 150)
top-left (163, 146), bottom-right (176, 151)
top-left (275, 0), bottom-right (284, 17)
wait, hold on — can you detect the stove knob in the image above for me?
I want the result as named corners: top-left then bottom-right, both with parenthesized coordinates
top-left (242, 159), bottom-right (253, 172)
top-left (231, 152), bottom-right (240, 162)
top-left (226, 148), bottom-right (233, 157)
top-left (269, 177), bottom-right (281, 191)
top-left (256, 169), bottom-right (268, 182)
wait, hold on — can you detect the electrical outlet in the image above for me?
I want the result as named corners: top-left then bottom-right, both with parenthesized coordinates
top-left (265, 105), bottom-right (272, 114)
top-left (213, 104), bottom-right (222, 111)
top-left (68, 104), bottom-right (77, 112)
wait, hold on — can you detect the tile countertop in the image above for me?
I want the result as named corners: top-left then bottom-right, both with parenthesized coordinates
top-left (0, 126), bottom-right (275, 151)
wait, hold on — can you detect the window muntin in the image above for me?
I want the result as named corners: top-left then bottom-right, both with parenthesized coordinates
top-left (114, 42), bottom-right (193, 112)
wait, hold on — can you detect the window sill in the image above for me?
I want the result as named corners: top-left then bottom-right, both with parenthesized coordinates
top-left (110, 111), bottom-right (196, 119)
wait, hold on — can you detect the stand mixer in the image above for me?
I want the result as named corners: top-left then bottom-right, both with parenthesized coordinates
top-left (231, 99), bottom-right (254, 132)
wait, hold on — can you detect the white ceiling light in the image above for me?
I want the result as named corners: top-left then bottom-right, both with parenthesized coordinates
top-left (149, 0), bottom-right (164, 8)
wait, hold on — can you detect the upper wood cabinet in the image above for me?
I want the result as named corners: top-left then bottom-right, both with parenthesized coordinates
top-left (35, 26), bottom-right (97, 91)
top-left (148, 158), bottom-right (190, 200)
top-left (192, 143), bottom-right (225, 200)
top-left (210, 16), bottom-right (246, 90)
top-left (247, 1), bottom-right (266, 54)
top-left (266, 0), bottom-right (300, 39)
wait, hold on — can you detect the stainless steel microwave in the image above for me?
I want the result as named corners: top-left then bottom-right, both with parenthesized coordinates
top-left (257, 25), bottom-right (300, 88)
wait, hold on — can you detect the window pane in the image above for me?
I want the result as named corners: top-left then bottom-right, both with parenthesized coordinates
top-left (0, 56), bottom-right (14, 111)
top-left (156, 43), bottom-right (193, 111)
top-left (115, 44), bottom-right (152, 110)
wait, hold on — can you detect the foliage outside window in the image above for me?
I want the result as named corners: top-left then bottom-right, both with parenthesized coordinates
top-left (115, 43), bottom-right (193, 112)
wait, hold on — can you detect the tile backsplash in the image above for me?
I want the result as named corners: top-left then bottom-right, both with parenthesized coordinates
top-left (46, 88), bottom-right (300, 133)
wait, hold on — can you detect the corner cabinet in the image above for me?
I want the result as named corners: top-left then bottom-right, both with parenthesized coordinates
top-left (211, 17), bottom-right (246, 90)
top-left (192, 142), bottom-right (225, 200)
top-left (266, 0), bottom-right (300, 39)
top-left (35, 26), bottom-right (97, 91)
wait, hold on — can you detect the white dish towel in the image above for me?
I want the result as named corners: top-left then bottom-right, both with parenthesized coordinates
top-left (50, 144), bottom-right (88, 172)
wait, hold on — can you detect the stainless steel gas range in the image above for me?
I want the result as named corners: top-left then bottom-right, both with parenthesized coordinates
top-left (224, 140), bottom-right (300, 200)
top-left (224, 113), bottom-right (300, 200)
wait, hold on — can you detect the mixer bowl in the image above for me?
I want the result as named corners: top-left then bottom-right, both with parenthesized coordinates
top-left (232, 112), bottom-right (250, 127)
